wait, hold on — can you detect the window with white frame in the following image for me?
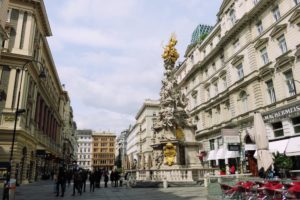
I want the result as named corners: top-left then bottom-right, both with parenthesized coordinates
top-left (266, 80), bottom-right (276, 103)
top-left (277, 35), bottom-right (288, 54)
top-left (272, 122), bottom-right (284, 137)
top-left (229, 9), bottom-right (237, 25)
top-left (295, 0), bottom-right (300, 5)
top-left (260, 47), bottom-right (269, 65)
top-left (272, 6), bottom-right (281, 22)
top-left (239, 91), bottom-right (248, 113)
top-left (256, 20), bottom-right (263, 35)
top-left (236, 63), bottom-right (244, 80)
top-left (292, 116), bottom-right (300, 134)
top-left (284, 70), bottom-right (296, 96)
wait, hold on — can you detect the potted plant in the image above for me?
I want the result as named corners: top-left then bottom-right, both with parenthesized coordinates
top-left (273, 153), bottom-right (293, 178)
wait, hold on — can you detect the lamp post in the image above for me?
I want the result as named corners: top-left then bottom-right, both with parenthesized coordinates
top-left (2, 60), bottom-right (46, 200)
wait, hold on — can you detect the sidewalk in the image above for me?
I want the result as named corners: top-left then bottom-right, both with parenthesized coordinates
top-left (1, 180), bottom-right (209, 200)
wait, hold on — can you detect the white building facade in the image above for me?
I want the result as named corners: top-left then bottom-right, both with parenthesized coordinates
top-left (176, 0), bottom-right (300, 175)
top-left (76, 130), bottom-right (93, 170)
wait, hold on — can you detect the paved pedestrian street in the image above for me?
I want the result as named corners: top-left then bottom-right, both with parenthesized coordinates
top-left (10, 181), bottom-right (212, 200)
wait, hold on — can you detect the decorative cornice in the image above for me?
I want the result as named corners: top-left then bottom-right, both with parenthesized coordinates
top-left (275, 52), bottom-right (295, 70)
top-left (270, 24), bottom-right (287, 38)
top-left (289, 8), bottom-right (300, 24)
top-left (231, 55), bottom-right (244, 65)
top-left (254, 38), bottom-right (269, 49)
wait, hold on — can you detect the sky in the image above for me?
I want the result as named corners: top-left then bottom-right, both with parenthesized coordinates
top-left (44, 0), bottom-right (223, 134)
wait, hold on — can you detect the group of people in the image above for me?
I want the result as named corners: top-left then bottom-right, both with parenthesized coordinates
top-left (54, 167), bottom-right (124, 197)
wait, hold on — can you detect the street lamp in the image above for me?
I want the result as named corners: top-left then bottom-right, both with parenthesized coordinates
top-left (2, 60), bottom-right (46, 200)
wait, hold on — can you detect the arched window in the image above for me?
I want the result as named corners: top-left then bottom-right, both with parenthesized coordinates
top-left (239, 91), bottom-right (248, 112)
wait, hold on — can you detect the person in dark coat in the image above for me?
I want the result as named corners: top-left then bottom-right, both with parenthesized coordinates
top-left (110, 171), bottom-right (115, 187)
top-left (67, 170), bottom-right (72, 187)
top-left (56, 167), bottom-right (66, 197)
top-left (72, 170), bottom-right (82, 196)
top-left (82, 170), bottom-right (88, 192)
top-left (104, 172), bottom-right (109, 188)
top-left (114, 170), bottom-right (120, 187)
top-left (89, 171), bottom-right (95, 192)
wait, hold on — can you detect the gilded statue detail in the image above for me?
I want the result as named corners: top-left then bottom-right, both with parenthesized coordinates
top-left (162, 34), bottom-right (179, 64)
top-left (163, 142), bottom-right (176, 166)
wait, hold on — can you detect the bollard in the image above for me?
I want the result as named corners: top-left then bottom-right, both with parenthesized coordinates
top-left (163, 179), bottom-right (168, 188)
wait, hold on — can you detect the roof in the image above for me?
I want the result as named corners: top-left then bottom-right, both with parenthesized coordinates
top-left (135, 99), bottom-right (160, 120)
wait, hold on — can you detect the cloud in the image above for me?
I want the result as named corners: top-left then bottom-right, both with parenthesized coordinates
top-left (45, 0), bottom-right (222, 133)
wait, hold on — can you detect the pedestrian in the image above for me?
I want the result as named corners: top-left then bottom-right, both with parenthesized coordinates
top-left (104, 172), bottom-right (109, 188)
top-left (110, 171), bottom-right (115, 187)
top-left (114, 170), bottom-right (119, 187)
top-left (67, 170), bottom-right (72, 187)
top-left (230, 165), bottom-right (235, 174)
top-left (82, 170), bottom-right (88, 192)
top-left (89, 171), bottom-right (95, 192)
top-left (72, 169), bottom-right (82, 196)
top-left (56, 167), bottom-right (66, 197)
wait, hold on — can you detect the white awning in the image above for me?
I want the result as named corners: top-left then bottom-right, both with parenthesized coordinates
top-left (285, 137), bottom-right (300, 156)
top-left (225, 150), bottom-right (240, 159)
top-left (254, 138), bottom-right (289, 158)
top-left (207, 150), bottom-right (217, 161)
top-left (216, 148), bottom-right (226, 160)
top-left (269, 139), bottom-right (289, 154)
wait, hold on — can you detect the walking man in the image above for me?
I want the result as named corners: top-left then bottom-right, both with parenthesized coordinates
top-left (89, 171), bottom-right (95, 192)
top-left (56, 167), bottom-right (66, 197)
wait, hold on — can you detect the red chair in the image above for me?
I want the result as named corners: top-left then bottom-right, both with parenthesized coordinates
top-left (219, 183), bottom-right (239, 199)
top-left (287, 185), bottom-right (300, 199)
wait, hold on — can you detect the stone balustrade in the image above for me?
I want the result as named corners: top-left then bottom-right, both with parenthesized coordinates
top-left (126, 168), bottom-right (218, 182)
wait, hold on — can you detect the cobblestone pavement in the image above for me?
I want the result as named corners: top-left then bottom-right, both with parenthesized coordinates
top-left (2, 180), bottom-right (212, 200)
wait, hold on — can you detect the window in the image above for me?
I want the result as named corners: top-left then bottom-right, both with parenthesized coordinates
top-left (272, 6), bottom-right (281, 22)
top-left (237, 63), bottom-right (244, 79)
top-left (212, 63), bottom-right (216, 71)
top-left (229, 9), bottom-right (236, 25)
top-left (217, 137), bottom-right (223, 148)
top-left (209, 139), bottom-right (215, 150)
top-left (266, 80), bottom-right (276, 103)
top-left (253, 0), bottom-right (259, 5)
top-left (240, 91), bottom-right (248, 112)
top-left (284, 70), bottom-right (296, 96)
top-left (214, 82), bottom-right (218, 95)
top-left (222, 76), bottom-right (227, 90)
top-left (205, 69), bottom-right (208, 78)
top-left (295, 0), bottom-right (300, 5)
top-left (260, 47), bottom-right (269, 65)
top-left (292, 117), bottom-right (300, 134)
top-left (256, 21), bottom-right (263, 35)
top-left (233, 39), bottom-right (240, 53)
top-left (272, 122), bottom-right (284, 137)
top-left (277, 35), bottom-right (288, 54)
top-left (206, 87), bottom-right (210, 100)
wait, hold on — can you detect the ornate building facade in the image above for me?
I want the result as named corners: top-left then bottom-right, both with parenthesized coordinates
top-left (0, 0), bottom-right (76, 183)
top-left (176, 0), bottom-right (300, 175)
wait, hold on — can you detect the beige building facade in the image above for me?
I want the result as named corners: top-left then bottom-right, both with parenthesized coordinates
top-left (92, 132), bottom-right (116, 171)
top-left (126, 99), bottom-right (160, 170)
top-left (0, 0), bottom-right (75, 184)
top-left (176, 0), bottom-right (300, 175)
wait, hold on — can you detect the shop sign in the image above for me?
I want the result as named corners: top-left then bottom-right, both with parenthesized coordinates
top-left (263, 104), bottom-right (300, 122)
top-left (223, 135), bottom-right (240, 144)
top-left (228, 144), bottom-right (240, 151)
